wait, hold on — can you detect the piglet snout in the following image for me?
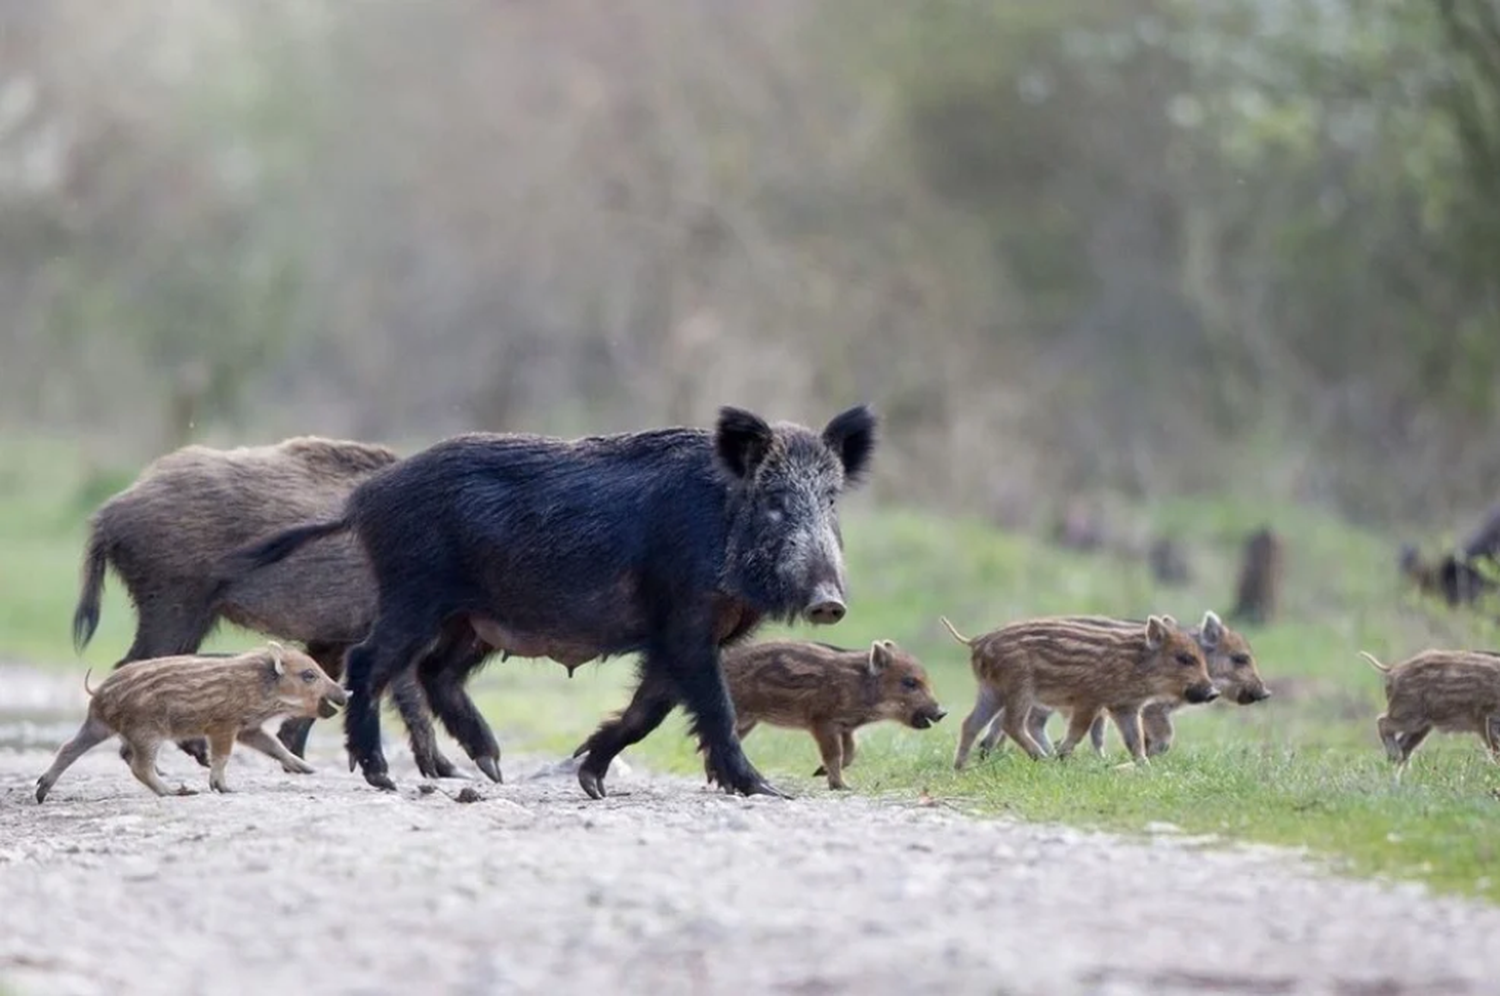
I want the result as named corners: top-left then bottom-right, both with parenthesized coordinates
top-left (1185, 683), bottom-right (1219, 705)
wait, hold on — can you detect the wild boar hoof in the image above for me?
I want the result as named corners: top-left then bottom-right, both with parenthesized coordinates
top-left (827, 782), bottom-right (850, 792)
top-left (747, 776), bottom-right (792, 799)
top-left (416, 753), bottom-right (463, 780)
top-left (474, 755), bottom-right (503, 784)
top-left (812, 765), bottom-right (827, 777)
top-left (362, 768), bottom-right (398, 792)
top-left (577, 766), bottom-right (608, 800)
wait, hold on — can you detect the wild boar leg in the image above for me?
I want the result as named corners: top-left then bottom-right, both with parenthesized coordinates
top-left (656, 625), bottom-right (784, 799)
top-left (237, 728), bottom-right (315, 774)
top-left (575, 669), bottom-right (680, 800)
top-left (392, 665), bottom-right (463, 781)
top-left (206, 727), bottom-right (238, 793)
top-left (1485, 716), bottom-right (1500, 762)
top-left (1105, 707), bottom-right (1149, 765)
top-left (1056, 707), bottom-right (1106, 761)
top-left (34, 715), bottom-right (114, 804)
top-left (811, 724), bottom-right (848, 790)
top-left (123, 737), bottom-right (196, 797)
top-left (342, 606), bottom-right (447, 791)
top-left (414, 631), bottom-right (501, 782)
top-left (954, 684), bottom-right (1006, 769)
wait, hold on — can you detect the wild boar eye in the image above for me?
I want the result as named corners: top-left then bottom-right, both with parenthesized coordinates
top-left (901, 676), bottom-right (920, 690)
top-left (1175, 653), bottom-right (1197, 667)
top-left (1231, 654), bottom-right (1251, 667)
top-left (300, 670), bottom-right (317, 683)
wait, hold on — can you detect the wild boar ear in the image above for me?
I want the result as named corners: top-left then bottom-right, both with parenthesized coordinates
top-left (715, 406), bottom-right (774, 480)
top-left (868, 640), bottom-right (893, 674)
top-left (822, 404), bottom-right (878, 487)
top-left (265, 641), bottom-right (286, 675)
top-left (1200, 610), bottom-right (1224, 648)
top-left (1144, 615), bottom-right (1167, 650)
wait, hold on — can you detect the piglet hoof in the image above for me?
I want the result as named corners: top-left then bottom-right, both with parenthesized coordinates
top-left (175, 785), bottom-right (198, 797)
top-left (474, 755), bottom-right (504, 785)
top-left (827, 783), bottom-right (850, 792)
top-left (179, 739), bottom-right (211, 769)
top-left (282, 757), bottom-right (316, 775)
top-left (812, 765), bottom-right (827, 777)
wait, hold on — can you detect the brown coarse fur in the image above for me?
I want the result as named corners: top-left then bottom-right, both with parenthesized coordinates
top-left (945, 614), bottom-right (1218, 769)
top-left (34, 644), bottom-right (348, 803)
top-left (1230, 527), bottom-right (1283, 625)
top-left (1357, 649), bottom-right (1500, 776)
top-left (71, 436), bottom-right (455, 778)
top-left (979, 610), bottom-right (1271, 759)
top-left (716, 639), bottom-right (946, 790)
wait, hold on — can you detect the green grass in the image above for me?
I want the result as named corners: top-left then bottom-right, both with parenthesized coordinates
top-left (4, 433), bottom-right (1499, 903)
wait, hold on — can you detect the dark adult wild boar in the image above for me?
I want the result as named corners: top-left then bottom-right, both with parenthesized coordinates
top-left (1358, 648), bottom-right (1500, 777)
top-left (34, 643), bottom-right (347, 803)
top-left (70, 436), bottom-right (461, 778)
top-left (217, 405), bottom-right (879, 799)
top-left (944, 614), bottom-right (1216, 768)
top-left (718, 639), bottom-right (946, 790)
top-left (980, 610), bottom-right (1269, 758)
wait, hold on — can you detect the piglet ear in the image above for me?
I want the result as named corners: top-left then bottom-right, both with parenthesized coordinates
top-left (715, 406), bottom-right (774, 480)
top-left (1144, 615), bottom-right (1167, 650)
top-left (868, 640), bottom-right (893, 674)
top-left (822, 404), bottom-right (878, 487)
top-left (1200, 610), bottom-right (1224, 648)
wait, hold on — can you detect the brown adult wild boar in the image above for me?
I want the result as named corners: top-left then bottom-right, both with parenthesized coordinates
top-left (34, 643), bottom-right (348, 803)
top-left (979, 610), bottom-right (1269, 758)
top-left (1358, 648), bottom-right (1500, 776)
top-left (71, 436), bottom-right (462, 778)
top-left (944, 614), bottom-right (1217, 769)
top-left (718, 639), bottom-right (946, 790)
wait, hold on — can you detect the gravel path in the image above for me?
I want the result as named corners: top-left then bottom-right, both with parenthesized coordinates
top-left (2, 663), bottom-right (1498, 996)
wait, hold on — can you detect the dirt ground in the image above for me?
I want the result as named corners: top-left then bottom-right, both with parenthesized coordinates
top-left (2, 662), bottom-right (1499, 996)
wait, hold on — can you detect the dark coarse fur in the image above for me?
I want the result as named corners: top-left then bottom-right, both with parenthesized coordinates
top-left (34, 644), bottom-right (348, 803)
top-left (718, 639), bottom-right (946, 790)
top-left (70, 436), bottom-right (462, 779)
top-left (215, 405), bottom-right (879, 800)
top-left (945, 614), bottom-right (1218, 769)
top-left (1358, 649), bottom-right (1500, 775)
top-left (979, 610), bottom-right (1270, 759)
top-left (1230, 526), bottom-right (1283, 625)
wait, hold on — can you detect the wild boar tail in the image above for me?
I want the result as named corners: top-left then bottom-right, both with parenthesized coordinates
top-left (209, 517), bottom-right (352, 605)
top-left (1358, 650), bottom-right (1391, 674)
top-left (72, 526), bottom-right (110, 653)
top-left (82, 668), bottom-right (97, 697)
top-left (939, 616), bottom-right (972, 646)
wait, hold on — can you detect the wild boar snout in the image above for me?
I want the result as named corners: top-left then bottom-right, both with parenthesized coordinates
top-left (1185, 682), bottom-right (1219, 704)
top-left (1238, 686), bottom-right (1271, 705)
top-left (806, 587), bottom-right (847, 625)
